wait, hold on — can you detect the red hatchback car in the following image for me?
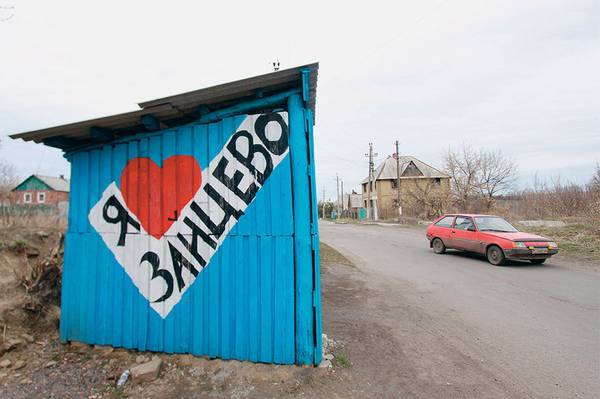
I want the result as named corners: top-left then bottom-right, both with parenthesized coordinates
top-left (426, 214), bottom-right (559, 265)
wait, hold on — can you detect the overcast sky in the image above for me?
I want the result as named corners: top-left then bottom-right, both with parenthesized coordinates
top-left (1, 0), bottom-right (598, 200)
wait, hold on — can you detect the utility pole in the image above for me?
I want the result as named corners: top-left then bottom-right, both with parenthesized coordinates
top-left (365, 143), bottom-right (378, 220)
top-left (395, 140), bottom-right (402, 218)
top-left (321, 187), bottom-right (326, 219)
top-left (335, 173), bottom-right (340, 218)
top-left (341, 180), bottom-right (344, 218)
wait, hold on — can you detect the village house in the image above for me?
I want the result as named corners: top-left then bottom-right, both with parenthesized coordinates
top-left (361, 155), bottom-right (450, 219)
top-left (343, 191), bottom-right (363, 219)
top-left (11, 174), bottom-right (70, 207)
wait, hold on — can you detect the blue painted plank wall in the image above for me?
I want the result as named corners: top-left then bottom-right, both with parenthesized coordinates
top-left (61, 107), bottom-right (319, 365)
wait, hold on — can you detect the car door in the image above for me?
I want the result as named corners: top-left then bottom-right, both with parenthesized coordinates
top-left (431, 215), bottom-right (455, 246)
top-left (450, 216), bottom-right (479, 252)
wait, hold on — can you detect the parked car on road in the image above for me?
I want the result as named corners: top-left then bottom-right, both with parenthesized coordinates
top-left (426, 214), bottom-right (559, 265)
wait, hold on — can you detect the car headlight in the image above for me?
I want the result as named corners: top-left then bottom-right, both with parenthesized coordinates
top-left (548, 242), bottom-right (558, 249)
top-left (513, 241), bottom-right (526, 248)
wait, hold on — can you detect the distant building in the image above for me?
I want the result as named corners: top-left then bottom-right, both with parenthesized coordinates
top-left (361, 155), bottom-right (450, 219)
top-left (11, 174), bottom-right (70, 207)
top-left (343, 191), bottom-right (363, 218)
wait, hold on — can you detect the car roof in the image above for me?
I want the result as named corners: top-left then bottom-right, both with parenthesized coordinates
top-left (443, 214), bottom-right (499, 218)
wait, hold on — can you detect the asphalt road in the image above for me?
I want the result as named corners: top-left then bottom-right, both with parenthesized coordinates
top-left (320, 221), bottom-right (600, 398)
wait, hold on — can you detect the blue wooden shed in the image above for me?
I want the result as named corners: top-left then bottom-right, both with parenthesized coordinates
top-left (10, 64), bottom-right (322, 365)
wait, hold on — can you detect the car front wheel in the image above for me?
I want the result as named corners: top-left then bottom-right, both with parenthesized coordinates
top-left (487, 245), bottom-right (505, 266)
top-left (432, 238), bottom-right (446, 254)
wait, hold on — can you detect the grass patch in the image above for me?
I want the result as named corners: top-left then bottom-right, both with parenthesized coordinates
top-left (320, 242), bottom-right (354, 267)
top-left (515, 222), bottom-right (600, 262)
top-left (333, 217), bottom-right (362, 224)
top-left (333, 353), bottom-right (352, 368)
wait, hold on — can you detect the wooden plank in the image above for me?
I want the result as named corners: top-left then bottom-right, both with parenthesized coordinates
top-left (288, 94), bottom-right (314, 365)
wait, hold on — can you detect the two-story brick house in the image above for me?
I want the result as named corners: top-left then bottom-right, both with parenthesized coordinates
top-left (361, 155), bottom-right (450, 219)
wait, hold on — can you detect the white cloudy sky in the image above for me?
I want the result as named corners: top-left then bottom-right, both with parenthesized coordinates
top-left (1, 0), bottom-right (598, 200)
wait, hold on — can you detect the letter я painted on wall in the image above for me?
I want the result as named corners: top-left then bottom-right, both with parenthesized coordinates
top-left (88, 112), bottom-right (289, 318)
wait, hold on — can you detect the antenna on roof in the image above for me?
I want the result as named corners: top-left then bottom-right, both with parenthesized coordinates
top-left (272, 59), bottom-right (280, 71)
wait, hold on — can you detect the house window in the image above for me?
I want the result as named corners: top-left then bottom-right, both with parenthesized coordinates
top-left (38, 192), bottom-right (46, 203)
top-left (402, 161), bottom-right (423, 177)
top-left (391, 180), bottom-right (398, 189)
top-left (433, 178), bottom-right (441, 186)
top-left (24, 193), bottom-right (32, 203)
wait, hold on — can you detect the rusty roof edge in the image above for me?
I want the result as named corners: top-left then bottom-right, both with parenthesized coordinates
top-left (8, 103), bottom-right (173, 141)
top-left (137, 62), bottom-right (319, 109)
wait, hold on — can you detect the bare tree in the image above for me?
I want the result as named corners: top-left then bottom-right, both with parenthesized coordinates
top-left (0, 139), bottom-right (19, 204)
top-left (444, 145), bottom-right (517, 211)
top-left (444, 145), bottom-right (480, 211)
top-left (476, 150), bottom-right (518, 210)
top-left (589, 163), bottom-right (600, 191)
top-left (0, 162), bottom-right (18, 190)
top-left (588, 164), bottom-right (600, 219)
top-left (403, 179), bottom-right (450, 219)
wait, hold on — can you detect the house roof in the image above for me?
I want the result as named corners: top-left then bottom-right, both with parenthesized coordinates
top-left (38, 175), bottom-right (70, 192)
top-left (361, 155), bottom-right (449, 184)
top-left (12, 175), bottom-right (70, 192)
top-left (9, 63), bottom-right (318, 151)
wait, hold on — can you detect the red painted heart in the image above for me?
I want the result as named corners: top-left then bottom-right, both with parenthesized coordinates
top-left (120, 155), bottom-right (201, 239)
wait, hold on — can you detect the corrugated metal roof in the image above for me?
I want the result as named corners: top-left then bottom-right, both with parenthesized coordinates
top-left (36, 175), bottom-right (70, 192)
top-left (361, 155), bottom-right (449, 183)
top-left (13, 174), bottom-right (70, 192)
top-left (9, 63), bottom-right (318, 150)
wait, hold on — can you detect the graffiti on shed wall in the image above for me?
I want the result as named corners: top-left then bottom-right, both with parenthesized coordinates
top-left (88, 112), bottom-right (290, 318)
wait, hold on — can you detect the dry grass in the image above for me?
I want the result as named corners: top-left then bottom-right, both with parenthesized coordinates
top-left (515, 221), bottom-right (600, 262)
top-left (0, 212), bottom-right (67, 229)
top-left (320, 242), bottom-right (354, 267)
top-left (12, 233), bottom-right (64, 312)
top-left (329, 217), bottom-right (362, 225)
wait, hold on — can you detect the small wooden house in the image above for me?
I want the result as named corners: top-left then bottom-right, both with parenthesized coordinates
top-left (11, 174), bottom-right (70, 206)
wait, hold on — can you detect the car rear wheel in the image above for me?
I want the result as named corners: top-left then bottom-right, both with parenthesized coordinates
top-left (487, 245), bottom-right (505, 266)
top-left (530, 259), bottom-right (546, 265)
top-left (432, 238), bottom-right (446, 254)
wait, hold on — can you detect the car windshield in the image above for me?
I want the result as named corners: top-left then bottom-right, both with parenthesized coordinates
top-left (474, 217), bottom-right (518, 233)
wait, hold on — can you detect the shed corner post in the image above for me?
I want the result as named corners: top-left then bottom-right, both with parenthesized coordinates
top-left (288, 93), bottom-right (318, 365)
top-left (305, 107), bottom-right (322, 366)
top-left (59, 153), bottom-right (73, 344)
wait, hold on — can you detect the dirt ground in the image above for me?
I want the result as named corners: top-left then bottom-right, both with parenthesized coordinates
top-left (0, 228), bottom-right (407, 398)
top-left (1, 227), bottom-right (501, 398)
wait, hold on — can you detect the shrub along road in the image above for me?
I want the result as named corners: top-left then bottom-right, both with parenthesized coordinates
top-left (319, 221), bottom-right (599, 398)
